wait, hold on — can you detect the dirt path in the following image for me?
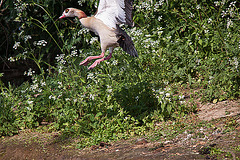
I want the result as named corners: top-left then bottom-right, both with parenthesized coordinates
top-left (198, 99), bottom-right (240, 121)
top-left (1, 99), bottom-right (240, 160)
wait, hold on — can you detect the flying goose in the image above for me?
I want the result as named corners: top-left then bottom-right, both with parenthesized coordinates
top-left (59, 0), bottom-right (138, 69)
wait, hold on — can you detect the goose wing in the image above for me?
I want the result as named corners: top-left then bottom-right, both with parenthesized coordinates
top-left (94, 0), bottom-right (134, 29)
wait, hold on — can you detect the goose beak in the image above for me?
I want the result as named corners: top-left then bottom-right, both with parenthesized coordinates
top-left (59, 15), bottom-right (66, 19)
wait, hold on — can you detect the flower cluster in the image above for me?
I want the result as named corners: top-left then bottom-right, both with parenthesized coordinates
top-left (77, 0), bottom-right (86, 6)
top-left (220, 1), bottom-right (237, 18)
top-left (24, 35), bottom-right (32, 42)
top-left (34, 40), bottom-right (48, 47)
top-left (196, 4), bottom-right (201, 10)
top-left (13, 42), bottom-right (20, 50)
top-left (89, 37), bottom-right (98, 44)
top-left (14, 0), bottom-right (28, 13)
top-left (24, 68), bottom-right (35, 76)
top-left (87, 73), bottom-right (94, 80)
top-left (135, 0), bottom-right (165, 19)
top-left (55, 54), bottom-right (66, 65)
top-left (208, 18), bottom-right (212, 24)
top-left (106, 85), bottom-right (112, 93)
top-left (154, 0), bottom-right (165, 11)
top-left (229, 57), bottom-right (239, 72)
top-left (8, 57), bottom-right (16, 62)
top-left (70, 50), bottom-right (78, 57)
top-left (78, 28), bottom-right (90, 36)
top-left (226, 18), bottom-right (233, 29)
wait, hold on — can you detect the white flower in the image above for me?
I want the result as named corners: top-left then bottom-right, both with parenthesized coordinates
top-left (189, 13), bottom-right (195, 18)
top-left (221, 0), bottom-right (225, 5)
top-left (159, 0), bottom-right (164, 6)
top-left (179, 95), bottom-right (185, 100)
top-left (58, 81), bottom-right (63, 88)
top-left (24, 68), bottom-right (35, 76)
top-left (37, 40), bottom-right (47, 46)
top-left (13, 42), bottom-right (20, 49)
top-left (209, 76), bottom-right (214, 80)
top-left (107, 85), bottom-right (113, 93)
top-left (196, 59), bottom-right (201, 65)
top-left (164, 87), bottom-right (170, 91)
top-left (78, 0), bottom-right (86, 6)
top-left (112, 60), bottom-right (118, 66)
top-left (71, 50), bottom-right (78, 57)
top-left (90, 37), bottom-right (98, 44)
top-left (49, 95), bottom-right (56, 100)
top-left (24, 35), bottom-right (32, 42)
top-left (8, 57), bottom-right (15, 62)
top-left (180, 101), bottom-right (185, 104)
top-left (135, 96), bottom-right (139, 101)
top-left (208, 18), bottom-right (212, 24)
top-left (221, 10), bottom-right (227, 18)
top-left (78, 28), bottom-right (89, 36)
top-left (89, 94), bottom-right (95, 100)
top-left (58, 66), bottom-right (64, 73)
top-left (227, 18), bottom-right (233, 29)
top-left (87, 73), bottom-right (94, 79)
top-left (107, 88), bottom-right (113, 93)
top-left (41, 81), bottom-right (46, 86)
top-left (55, 54), bottom-right (66, 64)
top-left (196, 4), bottom-right (201, 10)
top-left (27, 101), bottom-right (33, 105)
top-left (159, 91), bottom-right (164, 95)
top-left (230, 57), bottom-right (239, 70)
top-left (164, 81), bottom-right (169, 85)
top-left (57, 94), bottom-right (62, 99)
top-left (165, 93), bottom-right (170, 97)
top-left (214, 1), bottom-right (220, 6)
top-left (158, 15), bottom-right (162, 21)
top-left (71, 46), bottom-right (76, 49)
top-left (14, 1), bottom-right (28, 13)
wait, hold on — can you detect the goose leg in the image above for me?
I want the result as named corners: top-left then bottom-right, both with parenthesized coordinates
top-left (88, 52), bottom-right (112, 70)
top-left (88, 47), bottom-right (114, 70)
top-left (80, 52), bottom-right (105, 66)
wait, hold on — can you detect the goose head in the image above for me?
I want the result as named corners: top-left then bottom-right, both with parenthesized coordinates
top-left (59, 8), bottom-right (87, 19)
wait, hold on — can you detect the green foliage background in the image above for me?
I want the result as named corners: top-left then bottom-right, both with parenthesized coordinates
top-left (0, 0), bottom-right (239, 147)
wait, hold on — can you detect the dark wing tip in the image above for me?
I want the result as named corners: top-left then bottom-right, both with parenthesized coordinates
top-left (117, 33), bottom-right (138, 57)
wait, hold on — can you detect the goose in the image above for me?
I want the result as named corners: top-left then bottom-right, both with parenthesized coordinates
top-left (59, 0), bottom-right (138, 70)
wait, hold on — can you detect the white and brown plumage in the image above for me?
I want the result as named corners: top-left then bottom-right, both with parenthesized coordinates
top-left (59, 0), bottom-right (138, 69)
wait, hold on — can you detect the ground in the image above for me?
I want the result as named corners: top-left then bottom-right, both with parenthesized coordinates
top-left (0, 99), bottom-right (240, 160)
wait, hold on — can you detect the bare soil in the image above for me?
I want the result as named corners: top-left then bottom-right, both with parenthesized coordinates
top-left (1, 99), bottom-right (240, 160)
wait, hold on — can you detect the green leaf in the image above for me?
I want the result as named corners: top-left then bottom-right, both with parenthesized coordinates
top-left (167, 105), bottom-right (172, 114)
top-left (213, 99), bottom-right (218, 104)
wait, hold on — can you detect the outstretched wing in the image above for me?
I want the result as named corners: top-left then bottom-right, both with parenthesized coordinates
top-left (94, 0), bottom-right (134, 29)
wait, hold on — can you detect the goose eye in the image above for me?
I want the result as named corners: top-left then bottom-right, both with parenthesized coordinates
top-left (65, 9), bottom-right (69, 13)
